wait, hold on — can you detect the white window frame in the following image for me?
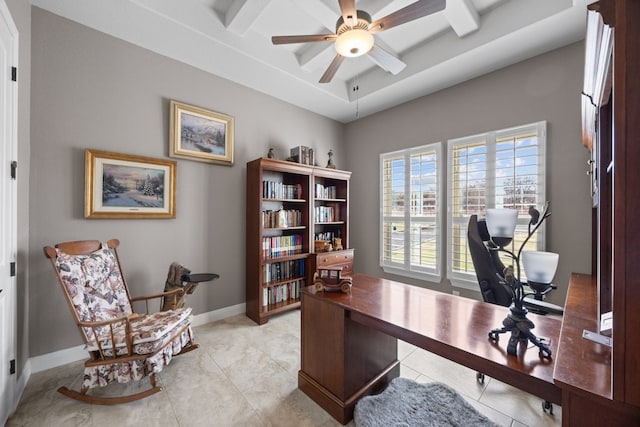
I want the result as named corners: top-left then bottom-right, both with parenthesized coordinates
top-left (446, 121), bottom-right (547, 290)
top-left (380, 142), bottom-right (443, 282)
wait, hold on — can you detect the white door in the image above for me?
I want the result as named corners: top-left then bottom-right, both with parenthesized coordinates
top-left (0, 1), bottom-right (17, 425)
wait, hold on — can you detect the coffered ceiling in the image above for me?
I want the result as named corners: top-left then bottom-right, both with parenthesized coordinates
top-left (32, 0), bottom-right (592, 123)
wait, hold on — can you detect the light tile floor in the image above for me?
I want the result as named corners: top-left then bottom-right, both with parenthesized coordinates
top-left (7, 310), bottom-right (561, 426)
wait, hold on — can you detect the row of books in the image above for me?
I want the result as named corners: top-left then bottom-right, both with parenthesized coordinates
top-left (262, 181), bottom-right (303, 200)
top-left (262, 234), bottom-right (303, 259)
top-left (315, 183), bottom-right (338, 199)
top-left (262, 209), bottom-right (303, 228)
top-left (315, 232), bottom-right (338, 241)
top-left (262, 279), bottom-right (304, 306)
top-left (314, 205), bottom-right (340, 223)
top-left (262, 259), bottom-right (305, 284)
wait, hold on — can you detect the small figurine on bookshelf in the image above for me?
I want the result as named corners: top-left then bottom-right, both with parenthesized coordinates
top-left (267, 148), bottom-right (275, 159)
top-left (326, 149), bottom-right (336, 169)
top-left (333, 237), bottom-right (343, 251)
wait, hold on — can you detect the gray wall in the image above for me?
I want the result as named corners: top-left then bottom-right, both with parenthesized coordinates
top-left (344, 41), bottom-right (592, 307)
top-left (29, 7), bottom-right (344, 356)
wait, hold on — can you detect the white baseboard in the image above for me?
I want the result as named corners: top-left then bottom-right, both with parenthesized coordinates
top-left (28, 303), bottom-right (246, 374)
top-left (191, 303), bottom-right (245, 327)
top-left (13, 359), bottom-right (31, 409)
top-left (29, 344), bottom-right (88, 374)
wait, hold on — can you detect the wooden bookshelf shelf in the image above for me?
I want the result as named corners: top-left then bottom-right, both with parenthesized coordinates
top-left (263, 226), bottom-right (307, 231)
top-left (262, 198), bottom-right (307, 203)
top-left (314, 198), bottom-right (346, 202)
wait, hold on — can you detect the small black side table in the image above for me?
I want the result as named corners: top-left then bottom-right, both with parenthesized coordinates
top-left (174, 273), bottom-right (220, 308)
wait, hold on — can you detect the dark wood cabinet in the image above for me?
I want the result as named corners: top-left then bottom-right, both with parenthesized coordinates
top-left (555, 1), bottom-right (640, 424)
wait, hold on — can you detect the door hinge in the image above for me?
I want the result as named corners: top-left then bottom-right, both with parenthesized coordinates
top-left (11, 161), bottom-right (17, 179)
top-left (10, 359), bottom-right (15, 375)
top-left (10, 262), bottom-right (16, 277)
top-left (11, 66), bottom-right (16, 82)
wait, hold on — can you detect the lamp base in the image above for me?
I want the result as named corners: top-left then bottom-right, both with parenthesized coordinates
top-left (489, 305), bottom-right (552, 357)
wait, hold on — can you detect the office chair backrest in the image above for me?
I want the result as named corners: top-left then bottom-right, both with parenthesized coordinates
top-left (467, 215), bottom-right (514, 306)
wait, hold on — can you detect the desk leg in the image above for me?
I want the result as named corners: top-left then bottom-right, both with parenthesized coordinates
top-left (298, 293), bottom-right (399, 424)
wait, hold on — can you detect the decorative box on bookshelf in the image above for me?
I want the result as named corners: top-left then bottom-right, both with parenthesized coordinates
top-left (246, 157), bottom-right (351, 325)
top-left (308, 249), bottom-right (354, 286)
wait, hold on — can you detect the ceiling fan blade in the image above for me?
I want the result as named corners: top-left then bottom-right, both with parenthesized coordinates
top-left (338, 0), bottom-right (357, 27)
top-left (367, 45), bottom-right (406, 75)
top-left (319, 54), bottom-right (345, 83)
top-left (369, 0), bottom-right (446, 34)
top-left (272, 34), bottom-right (337, 45)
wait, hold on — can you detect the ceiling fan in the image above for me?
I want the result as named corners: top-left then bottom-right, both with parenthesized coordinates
top-left (271, 0), bottom-right (446, 83)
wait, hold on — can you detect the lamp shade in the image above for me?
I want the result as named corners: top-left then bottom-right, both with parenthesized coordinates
top-left (485, 208), bottom-right (518, 238)
top-left (522, 251), bottom-right (559, 284)
top-left (335, 29), bottom-right (374, 57)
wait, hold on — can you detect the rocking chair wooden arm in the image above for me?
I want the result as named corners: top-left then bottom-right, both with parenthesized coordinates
top-left (130, 287), bottom-right (184, 303)
top-left (130, 288), bottom-right (184, 312)
top-left (76, 314), bottom-right (134, 329)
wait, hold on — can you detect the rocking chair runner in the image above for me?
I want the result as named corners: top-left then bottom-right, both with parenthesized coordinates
top-left (43, 238), bottom-right (199, 405)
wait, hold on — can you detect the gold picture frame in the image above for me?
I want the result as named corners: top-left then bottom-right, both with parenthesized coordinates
top-left (170, 100), bottom-right (234, 165)
top-left (85, 149), bottom-right (176, 219)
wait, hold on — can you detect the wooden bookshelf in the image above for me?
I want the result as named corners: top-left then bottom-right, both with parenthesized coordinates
top-left (246, 158), bottom-right (352, 324)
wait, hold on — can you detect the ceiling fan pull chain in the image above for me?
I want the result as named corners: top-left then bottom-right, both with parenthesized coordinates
top-left (353, 77), bottom-right (360, 119)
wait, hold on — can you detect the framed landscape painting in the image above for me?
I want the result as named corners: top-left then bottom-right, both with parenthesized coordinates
top-left (85, 149), bottom-right (176, 219)
top-left (170, 100), bottom-right (234, 165)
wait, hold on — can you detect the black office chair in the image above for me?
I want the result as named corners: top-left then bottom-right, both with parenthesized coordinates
top-left (467, 215), bottom-right (564, 315)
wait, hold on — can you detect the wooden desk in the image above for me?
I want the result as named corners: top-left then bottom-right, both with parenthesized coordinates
top-left (554, 273), bottom-right (640, 425)
top-left (298, 274), bottom-right (562, 424)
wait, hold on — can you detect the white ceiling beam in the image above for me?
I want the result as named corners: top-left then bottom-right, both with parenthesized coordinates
top-left (297, 0), bottom-right (341, 32)
top-left (299, 43), bottom-right (335, 71)
top-left (225, 0), bottom-right (270, 36)
top-left (444, 0), bottom-right (479, 37)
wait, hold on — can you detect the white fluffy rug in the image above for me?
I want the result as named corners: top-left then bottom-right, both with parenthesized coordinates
top-left (354, 377), bottom-right (498, 427)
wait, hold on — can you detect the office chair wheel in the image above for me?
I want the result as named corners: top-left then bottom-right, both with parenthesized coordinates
top-left (476, 372), bottom-right (485, 384)
top-left (543, 400), bottom-right (553, 414)
top-left (488, 331), bottom-right (499, 341)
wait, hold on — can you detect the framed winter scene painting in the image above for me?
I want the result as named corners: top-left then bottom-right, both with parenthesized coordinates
top-left (84, 149), bottom-right (176, 219)
top-left (169, 100), bottom-right (234, 166)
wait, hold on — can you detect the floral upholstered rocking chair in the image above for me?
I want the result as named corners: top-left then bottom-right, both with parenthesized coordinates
top-left (43, 239), bottom-right (199, 404)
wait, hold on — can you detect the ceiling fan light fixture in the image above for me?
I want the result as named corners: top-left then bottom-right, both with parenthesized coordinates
top-left (335, 29), bottom-right (374, 57)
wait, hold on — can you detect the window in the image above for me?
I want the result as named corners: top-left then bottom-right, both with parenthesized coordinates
top-left (378, 122), bottom-right (546, 288)
top-left (447, 121), bottom-right (547, 289)
top-left (380, 143), bottom-right (443, 282)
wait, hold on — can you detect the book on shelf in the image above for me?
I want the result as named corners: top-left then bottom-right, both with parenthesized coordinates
top-left (262, 234), bottom-right (303, 259)
top-left (262, 279), bottom-right (305, 306)
top-left (315, 183), bottom-right (337, 199)
top-left (314, 205), bottom-right (340, 223)
top-left (315, 231), bottom-right (336, 242)
top-left (262, 209), bottom-right (303, 228)
top-left (262, 181), bottom-right (303, 199)
top-left (262, 259), bottom-right (305, 284)
top-left (290, 146), bottom-right (314, 165)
